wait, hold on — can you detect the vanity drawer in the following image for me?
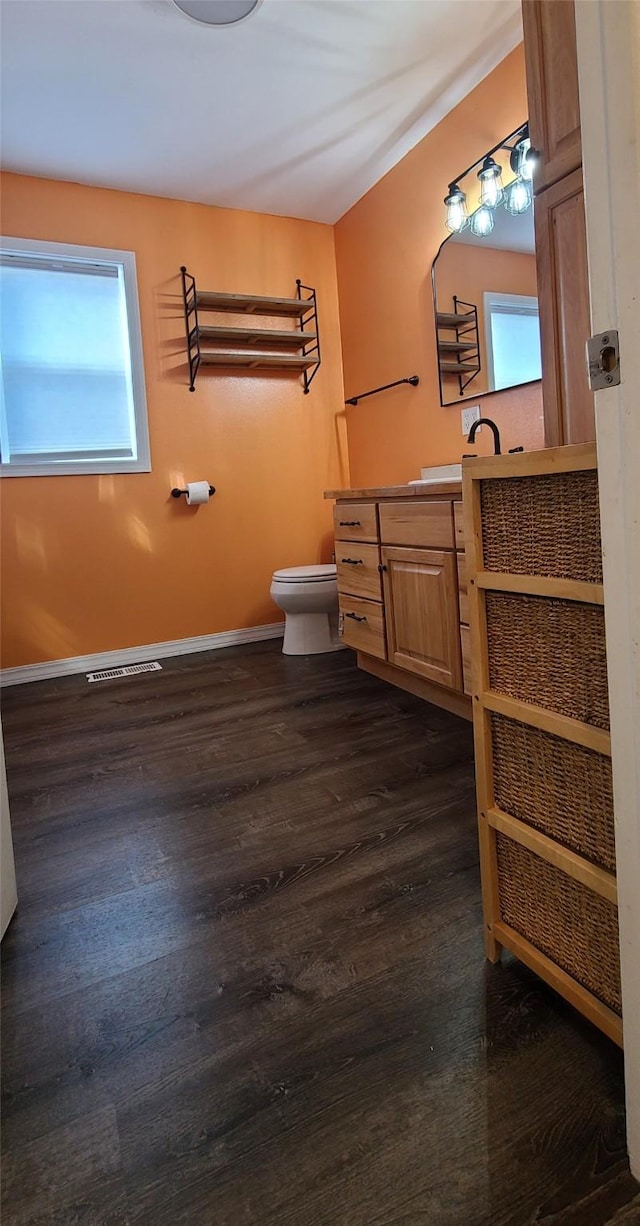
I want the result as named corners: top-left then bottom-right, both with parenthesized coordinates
top-left (457, 552), bottom-right (469, 624)
top-left (379, 501), bottom-right (454, 549)
top-left (336, 543), bottom-right (382, 601)
top-left (338, 594), bottom-right (386, 660)
top-left (333, 502), bottom-right (379, 544)
top-left (454, 501), bottom-right (465, 549)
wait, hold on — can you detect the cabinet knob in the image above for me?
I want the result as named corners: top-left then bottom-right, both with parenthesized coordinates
top-left (378, 563), bottom-right (387, 573)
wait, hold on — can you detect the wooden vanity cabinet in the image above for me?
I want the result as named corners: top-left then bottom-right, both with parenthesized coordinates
top-left (534, 167), bottom-right (594, 445)
top-left (382, 547), bottom-right (462, 690)
top-left (522, 0), bottom-right (582, 193)
top-left (522, 0), bottom-right (595, 446)
top-left (330, 486), bottom-right (471, 719)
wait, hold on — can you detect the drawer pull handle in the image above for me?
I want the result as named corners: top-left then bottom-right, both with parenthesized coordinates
top-left (345, 611), bottom-right (367, 622)
top-left (341, 557), bottom-right (363, 565)
top-left (339, 520), bottom-right (361, 527)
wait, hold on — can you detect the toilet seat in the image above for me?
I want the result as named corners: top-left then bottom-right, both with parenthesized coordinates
top-left (272, 564), bottom-right (337, 584)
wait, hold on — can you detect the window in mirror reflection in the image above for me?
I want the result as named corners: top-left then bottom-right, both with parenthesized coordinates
top-left (484, 292), bottom-right (542, 391)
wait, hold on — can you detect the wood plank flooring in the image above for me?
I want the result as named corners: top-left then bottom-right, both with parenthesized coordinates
top-left (1, 641), bottom-right (638, 1225)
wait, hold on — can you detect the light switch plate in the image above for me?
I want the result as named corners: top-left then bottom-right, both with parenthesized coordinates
top-left (461, 405), bottom-right (481, 436)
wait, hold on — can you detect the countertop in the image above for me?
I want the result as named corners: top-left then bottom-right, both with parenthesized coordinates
top-left (323, 480), bottom-right (462, 500)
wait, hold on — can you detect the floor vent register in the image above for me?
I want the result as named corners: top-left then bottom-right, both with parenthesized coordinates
top-left (86, 662), bottom-right (163, 683)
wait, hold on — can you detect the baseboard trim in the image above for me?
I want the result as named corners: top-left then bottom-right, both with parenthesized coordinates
top-left (0, 622), bottom-right (285, 688)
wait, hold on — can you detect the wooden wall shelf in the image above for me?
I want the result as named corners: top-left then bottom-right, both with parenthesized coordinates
top-left (180, 267), bottom-right (321, 393)
top-left (199, 352), bottom-right (317, 371)
top-left (195, 290), bottom-right (312, 318)
top-left (197, 325), bottom-right (318, 350)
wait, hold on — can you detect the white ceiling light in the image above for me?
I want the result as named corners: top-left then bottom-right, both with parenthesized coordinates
top-left (172, 0), bottom-right (261, 26)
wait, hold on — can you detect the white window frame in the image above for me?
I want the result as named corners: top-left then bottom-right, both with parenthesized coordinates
top-left (483, 291), bottom-right (541, 392)
top-left (0, 236), bottom-right (151, 477)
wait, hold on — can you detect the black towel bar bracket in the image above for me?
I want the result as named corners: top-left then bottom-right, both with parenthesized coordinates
top-left (345, 375), bottom-right (419, 406)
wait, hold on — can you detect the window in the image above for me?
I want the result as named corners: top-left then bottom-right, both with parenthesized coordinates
top-left (483, 291), bottom-right (542, 393)
top-left (0, 237), bottom-right (150, 476)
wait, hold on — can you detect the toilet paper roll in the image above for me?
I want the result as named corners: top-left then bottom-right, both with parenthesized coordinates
top-left (186, 481), bottom-right (210, 506)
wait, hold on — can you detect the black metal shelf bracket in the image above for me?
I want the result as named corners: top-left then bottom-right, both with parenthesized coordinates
top-left (180, 266), bottom-right (200, 392)
top-left (452, 297), bottom-right (481, 396)
top-left (296, 279), bottom-right (321, 394)
top-left (345, 375), bottom-right (419, 407)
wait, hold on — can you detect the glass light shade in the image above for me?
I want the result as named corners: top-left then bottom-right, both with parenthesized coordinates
top-left (444, 186), bottom-right (468, 233)
top-left (469, 205), bottom-right (495, 237)
top-left (505, 177), bottom-right (532, 215)
top-left (478, 158), bottom-right (504, 208)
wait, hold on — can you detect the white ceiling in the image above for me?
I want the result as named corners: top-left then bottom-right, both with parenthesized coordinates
top-left (0, 0), bottom-right (523, 225)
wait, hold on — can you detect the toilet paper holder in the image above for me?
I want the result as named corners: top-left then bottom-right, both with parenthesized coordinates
top-left (171, 485), bottom-right (216, 499)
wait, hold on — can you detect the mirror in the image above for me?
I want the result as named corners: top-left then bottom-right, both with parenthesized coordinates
top-left (432, 189), bottom-right (541, 406)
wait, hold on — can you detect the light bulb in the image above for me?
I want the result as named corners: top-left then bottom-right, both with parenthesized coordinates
top-left (478, 157), bottom-right (504, 209)
top-left (470, 205), bottom-right (495, 237)
top-left (505, 177), bottom-right (532, 215)
top-left (444, 185), bottom-right (468, 233)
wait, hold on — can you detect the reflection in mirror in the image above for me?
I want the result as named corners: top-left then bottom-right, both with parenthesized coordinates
top-left (433, 191), bottom-right (541, 406)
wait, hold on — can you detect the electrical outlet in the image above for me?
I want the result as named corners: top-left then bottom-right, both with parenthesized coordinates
top-left (461, 405), bottom-right (481, 436)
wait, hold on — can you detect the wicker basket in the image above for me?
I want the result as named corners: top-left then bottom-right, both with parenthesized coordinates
top-left (486, 592), bottom-right (609, 729)
top-left (480, 471), bottom-right (602, 581)
top-left (492, 713), bottom-right (615, 871)
top-left (496, 834), bottom-right (621, 1013)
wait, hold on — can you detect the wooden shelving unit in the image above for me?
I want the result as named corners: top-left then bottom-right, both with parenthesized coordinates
top-left (436, 298), bottom-right (481, 398)
top-left (463, 444), bottom-right (621, 1047)
top-left (180, 267), bottom-right (321, 393)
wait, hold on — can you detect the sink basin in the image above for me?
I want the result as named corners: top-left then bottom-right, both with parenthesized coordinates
top-left (408, 464), bottom-right (462, 485)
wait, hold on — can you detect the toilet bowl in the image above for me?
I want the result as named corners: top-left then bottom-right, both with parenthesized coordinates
top-left (270, 564), bottom-right (341, 655)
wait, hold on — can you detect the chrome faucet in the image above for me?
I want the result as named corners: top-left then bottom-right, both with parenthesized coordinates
top-left (467, 417), bottom-right (501, 455)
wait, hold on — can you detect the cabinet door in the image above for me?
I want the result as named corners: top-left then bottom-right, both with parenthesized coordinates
top-left (382, 547), bottom-right (462, 690)
top-left (523, 0), bottom-right (582, 193)
top-left (535, 167), bottom-right (595, 445)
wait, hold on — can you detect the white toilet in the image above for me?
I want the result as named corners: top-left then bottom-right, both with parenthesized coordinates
top-left (270, 564), bottom-right (341, 655)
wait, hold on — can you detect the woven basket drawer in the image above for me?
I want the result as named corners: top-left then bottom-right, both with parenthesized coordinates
top-left (496, 834), bottom-right (621, 1013)
top-left (480, 471), bottom-right (602, 581)
top-left (492, 713), bottom-right (615, 871)
top-left (486, 591), bottom-right (609, 729)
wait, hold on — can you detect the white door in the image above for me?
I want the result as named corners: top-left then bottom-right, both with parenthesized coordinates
top-left (575, 0), bottom-right (640, 1177)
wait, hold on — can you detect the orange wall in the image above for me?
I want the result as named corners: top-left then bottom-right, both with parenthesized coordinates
top-left (0, 174), bottom-right (349, 669)
top-left (335, 44), bottom-right (545, 486)
top-left (436, 242), bottom-right (539, 397)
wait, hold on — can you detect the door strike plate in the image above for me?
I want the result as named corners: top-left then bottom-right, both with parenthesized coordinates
top-left (586, 330), bottom-right (620, 390)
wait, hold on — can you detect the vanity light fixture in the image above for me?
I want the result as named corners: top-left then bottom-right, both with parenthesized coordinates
top-left (469, 205), bottom-right (495, 237)
top-left (443, 121), bottom-right (535, 236)
top-left (444, 184), bottom-right (468, 233)
top-left (478, 157), bottom-right (504, 209)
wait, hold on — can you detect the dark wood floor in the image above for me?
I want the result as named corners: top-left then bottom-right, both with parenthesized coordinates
top-left (1, 641), bottom-right (638, 1226)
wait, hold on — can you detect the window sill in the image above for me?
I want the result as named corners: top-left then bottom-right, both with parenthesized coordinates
top-left (0, 459), bottom-right (152, 478)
